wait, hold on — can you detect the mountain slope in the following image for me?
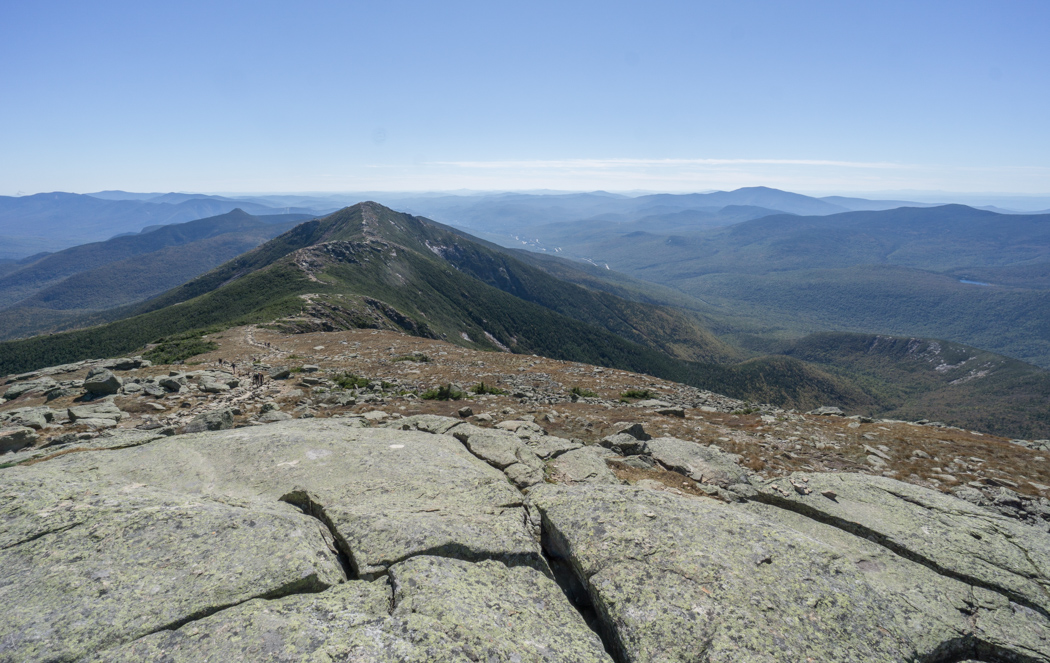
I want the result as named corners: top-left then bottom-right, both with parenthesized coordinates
top-left (4, 201), bottom-right (1047, 437)
top-left (0, 209), bottom-right (313, 310)
top-left (0, 203), bottom-right (867, 411)
top-left (520, 204), bottom-right (1050, 367)
top-left (782, 333), bottom-right (1050, 438)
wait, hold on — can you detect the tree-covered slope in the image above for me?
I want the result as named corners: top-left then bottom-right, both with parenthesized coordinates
top-left (0, 209), bottom-right (312, 309)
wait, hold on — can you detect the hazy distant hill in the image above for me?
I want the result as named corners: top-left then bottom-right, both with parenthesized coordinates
top-left (820, 196), bottom-right (936, 211)
top-left (394, 186), bottom-right (873, 234)
top-left (0, 209), bottom-right (312, 309)
top-left (0, 192), bottom-right (318, 258)
top-left (0, 210), bottom-right (313, 340)
top-left (517, 204), bottom-right (1050, 368)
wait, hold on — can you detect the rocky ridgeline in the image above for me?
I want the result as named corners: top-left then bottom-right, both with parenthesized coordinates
top-left (0, 405), bottom-right (1049, 660)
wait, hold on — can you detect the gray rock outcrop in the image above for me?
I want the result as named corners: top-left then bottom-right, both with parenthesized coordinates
top-left (83, 368), bottom-right (123, 395)
top-left (533, 482), bottom-right (1050, 662)
top-left (2, 419), bottom-right (1048, 662)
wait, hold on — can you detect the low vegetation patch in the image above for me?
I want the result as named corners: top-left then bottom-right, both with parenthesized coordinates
top-left (421, 384), bottom-right (466, 400)
top-left (470, 381), bottom-right (506, 395)
top-left (620, 389), bottom-right (654, 400)
top-left (143, 329), bottom-right (221, 365)
top-left (570, 386), bottom-right (599, 398)
top-left (334, 372), bottom-right (371, 389)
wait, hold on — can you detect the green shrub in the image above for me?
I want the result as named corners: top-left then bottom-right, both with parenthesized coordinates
top-left (570, 386), bottom-right (598, 398)
top-left (334, 372), bottom-right (371, 389)
top-left (421, 384), bottom-right (465, 401)
top-left (143, 329), bottom-right (220, 365)
top-left (620, 389), bottom-right (653, 400)
top-left (470, 381), bottom-right (507, 395)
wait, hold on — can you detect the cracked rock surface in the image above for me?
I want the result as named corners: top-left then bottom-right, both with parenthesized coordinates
top-left (89, 556), bottom-right (611, 663)
top-left (753, 472), bottom-right (1050, 617)
top-left (531, 482), bottom-right (1050, 662)
top-left (3, 415), bottom-right (1050, 662)
top-left (44, 419), bottom-right (541, 580)
top-left (1, 476), bottom-right (344, 662)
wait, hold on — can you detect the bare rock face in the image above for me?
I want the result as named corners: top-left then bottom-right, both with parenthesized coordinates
top-left (0, 426), bottom-right (37, 453)
top-left (644, 437), bottom-right (749, 487)
top-left (88, 556), bottom-right (611, 663)
top-left (0, 476), bottom-right (345, 662)
top-left (2, 420), bottom-right (1049, 663)
top-left (83, 367), bottom-right (123, 395)
top-left (532, 482), bottom-right (1050, 662)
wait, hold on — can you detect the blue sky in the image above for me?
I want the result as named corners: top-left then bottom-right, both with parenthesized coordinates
top-left (2, 0), bottom-right (1048, 195)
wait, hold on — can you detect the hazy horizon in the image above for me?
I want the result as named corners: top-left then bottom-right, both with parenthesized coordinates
top-left (4, 2), bottom-right (1048, 197)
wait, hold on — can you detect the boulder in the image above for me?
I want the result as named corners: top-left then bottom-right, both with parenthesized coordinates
top-left (68, 401), bottom-right (124, 422)
top-left (83, 368), bottom-right (122, 395)
top-left (29, 420), bottom-right (540, 580)
top-left (259, 410), bottom-right (293, 423)
top-left (3, 377), bottom-right (58, 401)
top-left (656, 406), bottom-right (685, 417)
top-left (158, 376), bottom-right (184, 392)
top-left (546, 447), bottom-right (620, 485)
top-left (141, 382), bottom-right (166, 397)
top-left (0, 473), bottom-right (344, 663)
top-left (44, 388), bottom-right (74, 401)
top-left (391, 414), bottom-right (464, 435)
top-left (268, 366), bottom-right (291, 380)
top-left (182, 407), bottom-right (234, 433)
top-left (75, 417), bottom-right (118, 429)
top-left (645, 437), bottom-right (749, 487)
top-left (0, 426), bottom-right (38, 453)
top-left (495, 419), bottom-right (545, 436)
top-left (453, 425), bottom-right (528, 469)
top-left (524, 434), bottom-right (581, 459)
top-left (809, 406), bottom-right (845, 416)
top-left (753, 472), bottom-right (1050, 616)
top-left (600, 422), bottom-right (651, 455)
top-left (197, 377), bottom-right (229, 393)
top-left (600, 432), bottom-right (650, 455)
top-left (633, 399), bottom-right (672, 408)
top-left (2, 407), bottom-right (54, 430)
top-left (100, 357), bottom-right (151, 371)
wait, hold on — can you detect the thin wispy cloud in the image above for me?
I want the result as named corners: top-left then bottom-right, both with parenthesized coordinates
top-left (432, 158), bottom-right (909, 170)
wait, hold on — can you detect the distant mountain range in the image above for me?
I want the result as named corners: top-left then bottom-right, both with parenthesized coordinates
top-left (0, 192), bottom-right (330, 259)
top-left (0, 210), bottom-right (313, 340)
top-left (0, 186), bottom-right (970, 261)
top-left (499, 203), bottom-right (1050, 369)
top-left (2, 201), bottom-right (1048, 438)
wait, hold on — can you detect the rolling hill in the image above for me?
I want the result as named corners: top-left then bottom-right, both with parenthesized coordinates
top-left (0, 209), bottom-right (313, 317)
top-left (512, 204), bottom-right (1050, 368)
